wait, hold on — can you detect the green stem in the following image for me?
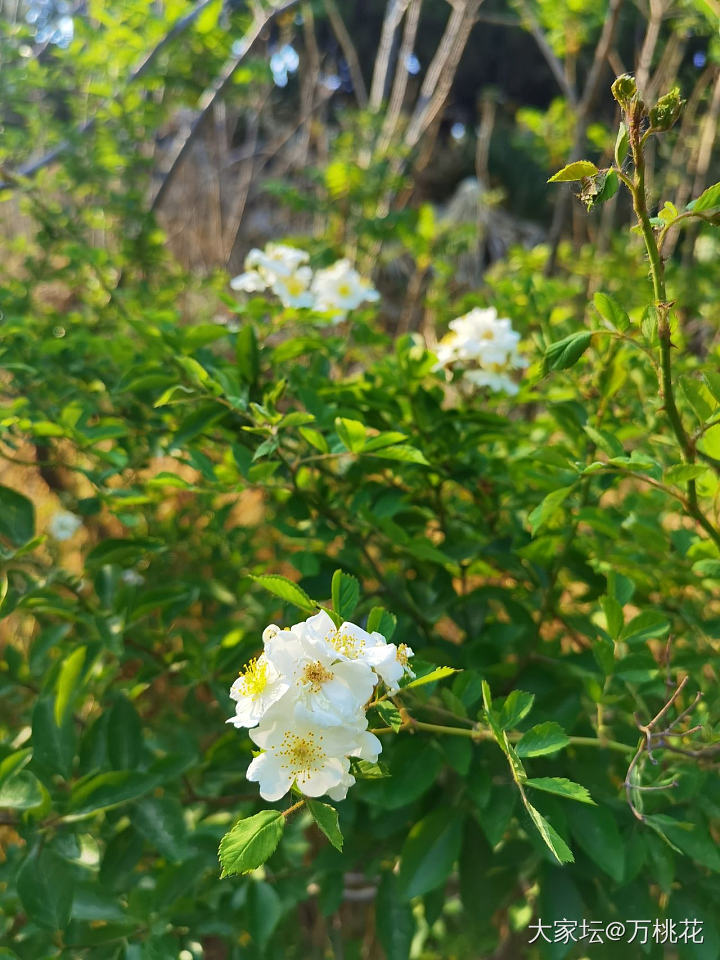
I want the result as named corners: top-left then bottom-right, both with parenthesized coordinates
top-left (374, 716), bottom-right (635, 755)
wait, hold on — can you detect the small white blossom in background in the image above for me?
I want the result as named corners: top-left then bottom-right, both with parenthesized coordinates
top-left (227, 609), bottom-right (414, 802)
top-left (48, 510), bottom-right (82, 541)
top-left (230, 242), bottom-right (379, 321)
top-left (310, 259), bottom-right (380, 322)
top-left (433, 306), bottom-right (527, 395)
top-left (120, 569), bottom-right (145, 587)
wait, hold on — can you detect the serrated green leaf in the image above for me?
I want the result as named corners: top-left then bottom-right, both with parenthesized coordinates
top-left (498, 690), bottom-right (535, 729)
top-left (526, 803), bottom-right (574, 864)
top-left (376, 701), bottom-right (403, 731)
top-left (335, 417), bottom-right (366, 452)
top-left (593, 292), bottom-right (630, 332)
top-left (543, 332), bottom-right (592, 373)
top-left (306, 798), bottom-right (343, 851)
top-left (367, 444), bottom-right (430, 465)
top-left (516, 722), bottom-right (570, 757)
top-left (331, 569), bottom-right (360, 619)
top-left (366, 606), bottom-right (397, 640)
top-left (526, 777), bottom-right (595, 804)
top-left (251, 574), bottom-right (317, 612)
top-left (218, 810), bottom-right (285, 877)
top-left (690, 181), bottom-right (720, 213)
top-left (403, 666), bottom-right (458, 689)
top-left (548, 160), bottom-right (599, 182)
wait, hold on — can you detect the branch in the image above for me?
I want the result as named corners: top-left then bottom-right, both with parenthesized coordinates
top-left (150, 0), bottom-right (301, 213)
top-left (403, 0), bottom-right (484, 150)
top-left (369, 0), bottom-right (412, 112)
top-left (322, 0), bottom-right (368, 107)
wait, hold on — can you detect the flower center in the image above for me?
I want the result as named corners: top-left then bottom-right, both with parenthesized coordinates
top-left (396, 643), bottom-right (410, 666)
top-left (336, 283), bottom-right (352, 297)
top-left (301, 660), bottom-right (333, 693)
top-left (279, 732), bottom-right (326, 782)
top-left (481, 330), bottom-right (496, 340)
top-left (240, 657), bottom-right (268, 697)
top-left (327, 629), bottom-right (365, 659)
top-left (286, 275), bottom-right (306, 295)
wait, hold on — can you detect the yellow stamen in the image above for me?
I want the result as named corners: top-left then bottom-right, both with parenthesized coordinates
top-left (301, 661), bottom-right (333, 693)
top-left (240, 657), bottom-right (268, 697)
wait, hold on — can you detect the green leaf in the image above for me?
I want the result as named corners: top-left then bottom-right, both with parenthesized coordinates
top-left (68, 770), bottom-right (157, 818)
top-left (543, 332), bottom-right (592, 374)
top-left (107, 696), bottom-right (143, 769)
top-left (567, 803), bottom-right (625, 881)
top-left (397, 809), bottom-right (463, 900)
top-left (54, 645), bottom-right (86, 726)
top-left (133, 795), bottom-right (188, 862)
top-left (548, 160), bottom-right (599, 182)
top-left (403, 665), bottom-right (458, 689)
top-left (16, 849), bottom-right (75, 930)
top-left (218, 810), bottom-right (285, 878)
top-left (366, 606), bottom-right (397, 640)
top-left (306, 798), bottom-right (343, 851)
top-left (593, 292), bottom-right (630, 332)
top-left (85, 537), bottom-right (163, 568)
top-left (298, 426), bottom-right (328, 453)
top-left (692, 558), bottom-right (720, 579)
top-left (0, 484), bottom-right (35, 546)
top-left (331, 569), bottom-right (360, 619)
top-left (31, 698), bottom-right (75, 779)
top-left (376, 872), bottom-right (415, 960)
top-left (665, 463), bottom-right (709, 485)
top-left (498, 690), bottom-right (535, 729)
top-left (251, 574), bottom-right (317, 612)
top-left (525, 803), bottom-right (574, 864)
top-left (367, 444), bottom-right (430, 465)
top-left (526, 777), bottom-right (595, 804)
top-left (515, 722), bottom-right (570, 757)
top-left (246, 880), bottom-right (282, 949)
top-left (236, 324), bottom-right (260, 383)
top-left (335, 417), bottom-right (366, 452)
top-left (376, 701), bottom-right (403, 731)
top-left (690, 181), bottom-right (720, 213)
top-left (0, 770), bottom-right (44, 809)
top-left (362, 431), bottom-right (408, 451)
top-left (601, 594), bottom-right (623, 639)
top-left (620, 610), bottom-right (670, 645)
top-left (679, 376), bottom-right (717, 422)
top-left (528, 486), bottom-right (573, 534)
top-left (614, 123), bottom-right (629, 166)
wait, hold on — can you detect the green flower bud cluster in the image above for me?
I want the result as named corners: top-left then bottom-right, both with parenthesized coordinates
top-left (649, 88), bottom-right (685, 132)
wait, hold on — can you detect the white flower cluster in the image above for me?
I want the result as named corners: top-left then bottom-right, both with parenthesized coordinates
top-left (230, 243), bottom-right (379, 322)
top-left (433, 306), bottom-right (527, 395)
top-left (227, 610), bottom-right (414, 802)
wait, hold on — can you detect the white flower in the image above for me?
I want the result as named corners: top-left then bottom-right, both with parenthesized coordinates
top-left (464, 368), bottom-right (520, 395)
top-left (433, 306), bottom-right (526, 395)
top-left (227, 653), bottom-right (289, 728)
top-left (311, 259), bottom-right (380, 320)
top-left (246, 709), bottom-right (381, 801)
top-left (292, 610), bottom-right (414, 692)
top-left (230, 270), bottom-right (267, 293)
top-left (246, 243), bottom-right (310, 280)
top-left (48, 511), bottom-right (82, 541)
top-left (270, 265), bottom-right (314, 308)
top-left (263, 626), bottom-right (376, 725)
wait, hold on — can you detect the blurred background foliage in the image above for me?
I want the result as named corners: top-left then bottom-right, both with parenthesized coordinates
top-left (0, 0), bottom-right (720, 958)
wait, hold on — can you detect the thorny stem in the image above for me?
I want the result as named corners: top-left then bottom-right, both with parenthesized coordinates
top-left (623, 103), bottom-right (720, 550)
top-left (283, 799), bottom-right (306, 819)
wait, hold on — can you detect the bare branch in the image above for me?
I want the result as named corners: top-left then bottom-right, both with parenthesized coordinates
top-left (323, 0), bottom-right (369, 107)
top-left (369, 0), bottom-right (412, 112)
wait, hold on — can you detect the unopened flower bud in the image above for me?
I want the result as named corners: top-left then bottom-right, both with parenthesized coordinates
top-left (611, 74), bottom-right (638, 109)
top-left (649, 88), bottom-right (684, 131)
